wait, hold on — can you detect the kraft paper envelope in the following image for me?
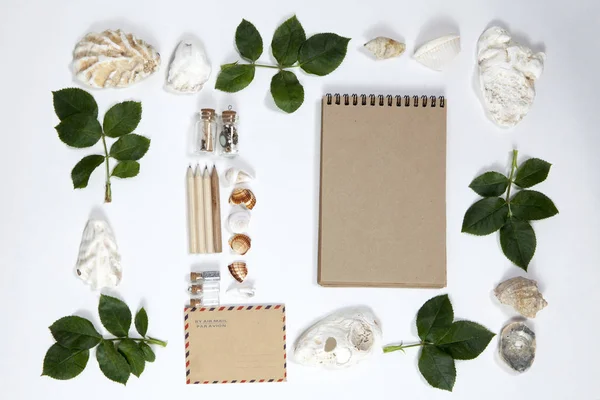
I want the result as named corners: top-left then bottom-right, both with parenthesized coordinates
top-left (184, 305), bottom-right (287, 384)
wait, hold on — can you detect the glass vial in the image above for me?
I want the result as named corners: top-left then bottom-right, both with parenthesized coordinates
top-left (219, 109), bottom-right (239, 156)
top-left (196, 108), bottom-right (217, 154)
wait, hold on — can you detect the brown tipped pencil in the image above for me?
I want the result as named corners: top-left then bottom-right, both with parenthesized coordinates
top-left (203, 166), bottom-right (214, 253)
top-left (211, 165), bottom-right (223, 253)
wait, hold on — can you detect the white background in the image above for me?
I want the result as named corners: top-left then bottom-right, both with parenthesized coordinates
top-left (1, 0), bottom-right (598, 398)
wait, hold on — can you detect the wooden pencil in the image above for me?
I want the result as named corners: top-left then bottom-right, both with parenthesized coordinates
top-left (186, 166), bottom-right (198, 254)
top-left (203, 166), bottom-right (214, 253)
top-left (194, 165), bottom-right (207, 253)
top-left (210, 165), bottom-right (222, 253)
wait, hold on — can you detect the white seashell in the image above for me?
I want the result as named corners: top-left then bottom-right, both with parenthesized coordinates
top-left (226, 285), bottom-right (255, 299)
top-left (227, 209), bottom-right (251, 233)
top-left (165, 39), bottom-right (212, 94)
top-left (477, 26), bottom-right (545, 127)
top-left (413, 35), bottom-right (461, 71)
top-left (494, 276), bottom-right (548, 318)
top-left (224, 168), bottom-right (254, 187)
top-left (72, 29), bottom-right (160, 88)
top-left (75, 219), bottom-right (122, 290)
top-left (293, 307), bottom-right (382, 369)
top-left (364, 37), bottom-right (406, 60)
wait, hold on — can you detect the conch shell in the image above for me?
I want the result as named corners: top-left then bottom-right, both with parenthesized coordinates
top-left (228, 262), bottom-right (248, 283)
top-left (229, 188), bottom-right (256, 210)
top-left (73, 29), bottom-right (160, 88)
top-left (229, 234), bottom-right (251, 255)
top-left (413, 34), bottom-right (460, 71)
top-left (364, 37), bottom-right (405, 60)
top-left (494, 277), bottom-right (548, 318)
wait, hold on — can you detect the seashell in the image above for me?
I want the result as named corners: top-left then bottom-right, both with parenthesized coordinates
top-left (226, 284), bottom-right (256, 299)
top-left (228, 262), bottom-right (248, 283)
top-left (499, 321), bottom-right (536, 373)
top-left (229, 234), bottom-right (251, 255)
top-left (413, 34), bottom-right (460, 71)
top-left (477, 26), bottom-right (545, 127)
top-left (73, 29), bottom-right (160, 88)
top-left (229, 188), bottom-right (256, 210)
top-left (494, 277), bottom-right (548, 318)
top-left (165, 38), bottom-right (211, 93)
top-left (75, 219), bottom-right (122, 290)
top-left (294, 307), bottom-right (382, 369)
top-left (224, 168), bottom-right (254, 186)
top-left (227, 209), bottom-right (251, 233)
top-left (364, 37), bottom-right (406, 60)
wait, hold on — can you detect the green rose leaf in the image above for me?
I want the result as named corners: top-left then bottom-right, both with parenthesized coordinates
top-left (270, 70), bottom-right (305, 113)
top-left (109, 134), bottom-right (151, 161)
top-left (55, 113), bottom-right (102, 148)
top-left (49, 316), bottom-right (102, 350)
top-left (96, 341), bottom-right (130, 385)
top-left (235, 19), bottom-right (263, 62)
top-left (461, 197), bottom-right (508, 235)
top-left (468, 171), bottom-right (509, 197)
top-left (98, 294), bottom-right (132, 337)
top-left (135, 308), bottom-right (149, 337)
top-left (103, 101), bottom-right (142, 138)
top-left (418, 345), bottom-right (456, 392)
top-left (52, 88), bottom-right (98, 120)
top-left (42, 344), bottom-right (89, 380)
top-left (298, 33), bottom-right (350, 76)
top-left (71, 155), bottom-right (105, 189)
top-left (215, 64), bottom-right (256, 93)
top-left (514, 158), bottom-right (552, 188)
top-left (139, 342), bottom-right (156, 362)
top-left (500, 217), bottom-right (536, 270)
top-left (112, 161), bottom-right (140, 179)
top-left (416, 294), bottom-right (453, 343)
top-left (511, 190), bottom-right (559, 221)
top-left (436, 321), bottom-right (496, 360)
top-left (118, 339), bottom-right (146, 377)
top-left (271, 15), bottom-right (306, 67)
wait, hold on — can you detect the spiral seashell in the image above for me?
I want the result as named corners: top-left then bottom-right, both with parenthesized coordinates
top-left (494, 277), bottom-right (548, 318)
top-left (229, 188), bottom-right (256, 210)
top-left (228, 262), bottom-right (248, 283)
top-left (227, 210), bottom-right (251, 233)
top-left (229, 234), bottom-right (251, 255)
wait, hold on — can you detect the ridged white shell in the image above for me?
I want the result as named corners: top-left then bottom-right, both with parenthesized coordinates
top-left (364, 37), bottom-right (406, 60)
top-left (75, 219), bottom-right (122, 290)
top-left (224, 168), bottom-right (254, 186)
top-left (72, 29), bottom-right (160, 88)
top-left (413, 35), bottom-right (460, 71)
top-left (227, 210), bottom-right (251, 233)
top-left (165, 39), bottom-right (211, 93)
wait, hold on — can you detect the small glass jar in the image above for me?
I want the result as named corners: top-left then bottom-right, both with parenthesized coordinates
top-left (219, 109), bottom-right (239, 156)
top-left (195, 108), bottom-right (217, 154)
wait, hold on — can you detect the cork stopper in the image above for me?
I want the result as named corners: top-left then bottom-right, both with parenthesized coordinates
top-left (190, 272), bottom-right (200, 282)
top-left (222, 110), bottom-right (237, 124)
top-left (201, 108), bottom-right (216, 120)
top-left (188, 285), bottom-right (202, 295)
top-left (190, 298), bottom-right (201, 307)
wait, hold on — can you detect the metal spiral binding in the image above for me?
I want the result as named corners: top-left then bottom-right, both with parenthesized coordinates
top-left (326, 94), bottom-right (445, 107)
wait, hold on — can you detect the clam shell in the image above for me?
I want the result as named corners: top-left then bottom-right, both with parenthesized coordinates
top-left (228, 262), bottom-right (248, 283)
top-left (224, 168), bottom-right (254, 186)
top-left (413, 35), bottom-right (460, 71)
top-left (364, 37), bottom-right (406, 60)
top-left (227, 210), bottom-right (251, 233)
top-left (499, 322), bottom-right (536, 373)
top-left (494, 277), bottom-right (548, 318)
top-left (229, 233), bottom-right (251, 255)
top-left (229, 188), bottom-right (256, 210)
top-left (73, 29), bottom-right (160, 88)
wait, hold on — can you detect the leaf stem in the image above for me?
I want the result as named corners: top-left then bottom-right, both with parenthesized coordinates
top-left (383, 342), bottom-right (427, 353)
top-left (505, 149), bottom-right (518, 216)
top-left (104, 337), bottom-right (167, 347)
top-left (254, 63), bottom-right (280, 69)
top-left (100, 134), bottom-right (112, 203)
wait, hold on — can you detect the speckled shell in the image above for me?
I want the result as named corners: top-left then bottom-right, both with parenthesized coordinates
top-left (228, 262), bottom-right (248, 283)
top-left (364, 37), bottom-right (406, 59)
top-left (229, 234), bottom-right (251, 255)
top-left (494, 277), bottom-right (548, 318)
top-left (73, 29), bottom-right (160, 88)
top-left (499, 322), bottom-right (536, 373)
top-left (229, 188), bottom-right (256, 210)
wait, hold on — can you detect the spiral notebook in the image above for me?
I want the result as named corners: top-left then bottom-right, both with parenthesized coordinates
top-left (318, 94), bottom-right (447, 288)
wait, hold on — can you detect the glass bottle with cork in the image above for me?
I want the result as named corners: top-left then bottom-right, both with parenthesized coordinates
top-left (219, 107), bottom-right (239, 156)
top-left (196, 108), bottom-right (217, 154)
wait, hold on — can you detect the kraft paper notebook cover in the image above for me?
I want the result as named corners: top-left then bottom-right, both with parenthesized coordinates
top-left (318, 94), bottom-right (447, 288)
top-left (184, 305), bottom-right (287, 384)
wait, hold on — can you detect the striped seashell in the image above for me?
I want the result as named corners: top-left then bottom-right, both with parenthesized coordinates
top-left (228, 262), bottom-right (248, 283)
top-left (229, 188), bottom-right (256, 210)
top-left (229, 234), bottom-right (251, 255)
top-left (72, 29), bottom-right (161, 88)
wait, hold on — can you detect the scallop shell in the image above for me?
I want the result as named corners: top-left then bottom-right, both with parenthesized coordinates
top-left (72, 29), bottom-right (161, 88)
top-left (224, 168), bottom-right (254, 186)
top-left (494, 277), bottom-right (548, 318)
top-left (413, 35), bottom-right (460, 71)
top-left (227, 210), bottom-right (251, 233)
top-left (165, 38), bottom-right (211, 93)
top-left (228, 262), bottom-right (248, 283)
top-left (499, 322), bottom-right (536, 373)
top-left (364, 37), bottom-right (406, 60)
top-left (229, 188), bottom-right (256, 210)
top-left (229, 234), bottom-right (251, 255)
